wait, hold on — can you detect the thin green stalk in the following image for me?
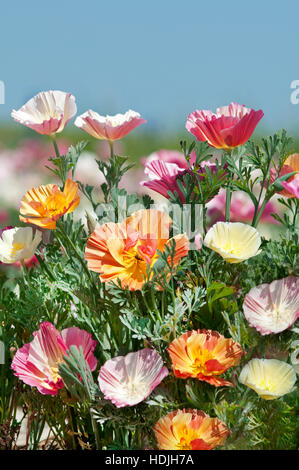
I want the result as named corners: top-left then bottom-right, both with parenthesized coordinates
top-left (56, 220), bottom-right (99, 293)
top-left (91, 413), bottom-right (101, 450)
top-left (252, 196), bottom-right (270, 228)
top-left (51, 135), bottom-right (60, 159)
top-left (292, 199), bottom-right (299, 230)
top-left (225, 184), bottom-right (231, 222)
top-left (142, 293), bottom-right (157, 323)
top-left (109, 140), bottom-right (114, 160)
top-left (150, 289), bottom-right (162, 323)
top-left (21, 260), bottom-right (32, 288)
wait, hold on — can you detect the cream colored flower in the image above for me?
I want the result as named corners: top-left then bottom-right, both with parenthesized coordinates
top-left (0, 227), bottom-right (42, 264)
top-left (204, 222), bottom-right (261, 263)
top-left (239, 358), bottom-right (296, 400)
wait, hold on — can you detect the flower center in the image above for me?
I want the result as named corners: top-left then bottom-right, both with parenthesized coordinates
top-left (178, 437), bottom-right (193, 450)
top-left (50, 366), bottom-right (61, 384)
top-left (124, 378), bottom-right (148, 399)
top-left (191, 349), bottom-right (214, 375)
top-left (223, 241), bottom-right (242, 255)
top-left (46, 193), bottom-right (67, 217)
top-left (11, 242), bottom-right (26, 256)
top-left (258, 379), bottom-right (275, 392)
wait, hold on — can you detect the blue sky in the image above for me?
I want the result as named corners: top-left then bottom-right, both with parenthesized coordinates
top-left (1, 0), bottom-right (299, 134)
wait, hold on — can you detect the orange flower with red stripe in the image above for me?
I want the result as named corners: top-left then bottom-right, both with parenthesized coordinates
top-left (154, 409), bottom-right (229, 450)
top-left (84, 209), bottom-right (189, 291)
top-left (20, 179), bottom-right (80, 229)
top-left (168, 329), bottom-right (243, 386)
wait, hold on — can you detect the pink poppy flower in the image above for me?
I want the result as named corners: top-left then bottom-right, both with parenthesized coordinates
top-left (281, 179), bottom-right (299, 199)
top-left (0, 210), bottom-right (9, 224)
top-left (98, 349), bottom-right (168, 407)
top-left (186, 102), bottom-right (264, 149)
top-left (11, 90), bottom-right (77, 135)
top-left (140, 157), bottom-right (223, 203)
top-left (243, 277), bottom-right (299, 335)
top-left (270, 153), bottom-right (299, 198)
top-left (207, 190), bottom-right (278, 225)
top-left (11, 322), bottom-right (97, 395)
top-left (74, 109), bottom-right (146, 142)
top-left (142, 149), bottom-right (195, 169)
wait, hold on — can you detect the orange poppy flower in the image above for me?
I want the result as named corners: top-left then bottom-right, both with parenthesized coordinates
top-left (168, 329), bottom-right (243, 386)
top-left (154, 409), bottom-right (229, 450)
top-left (20, 179), bottom-right (80, 229)
top-left (84, 209), bottom-right (189, 291)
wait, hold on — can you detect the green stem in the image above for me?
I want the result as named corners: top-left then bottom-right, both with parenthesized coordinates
top-left (150, 289), bottom-right (162, 323)
top-left (142, 293), bottom-right (156, 323)
top-left (56, 220), bottom-right (99, 293)
top-left (51, 135), bottom-right (60, 159)
top-left (91, 413), bottom-right (101, 450)
top-left (252, 195), bottom-right (271, 228)
top-left (225, 184), bottom-right (231, 222)
top-left (21, 260), bottom-right (32, 288)
top-left (109, 141), bottom-right (114, 160)
top-left (66, 392), bottom-right (80, 450)
top-left (292, 199), bottom-right (299, 230)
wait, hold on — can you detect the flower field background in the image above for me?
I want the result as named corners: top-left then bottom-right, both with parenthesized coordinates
top-left (0, 92), bottom-right (298, 451)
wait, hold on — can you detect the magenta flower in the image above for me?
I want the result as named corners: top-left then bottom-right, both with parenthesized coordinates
top-left (140, 159), bottom-right (187, 200)
top-left (140, 156), bottom-right (222, 203)
top-left (186, 102), bottom-right (264, 149)
top-left (243, 277), bottom-right (299, 335)
top-left (74, 109), bottom-right (146, 142)
top-left (11, 322), bottom-right (97, 395)
top-left (98, 349), bottom-right (168, 408)
top-left (142, 149), bottom-right (194, 169)
top-left (281, 179), bottom-right (299, 199)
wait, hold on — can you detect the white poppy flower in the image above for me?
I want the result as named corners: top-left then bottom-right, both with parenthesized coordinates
top-left (204, 221), bottom-right (261, 263)
top-left (239, 358), bottom-right (296, 400)
top-left (0, 227), bottom-right (42, 264)
top-left (11, 90), bottom-right (77, 135)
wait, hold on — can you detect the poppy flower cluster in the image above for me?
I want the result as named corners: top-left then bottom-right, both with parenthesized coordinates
top-left (5, 91), bottom-right (298, 451)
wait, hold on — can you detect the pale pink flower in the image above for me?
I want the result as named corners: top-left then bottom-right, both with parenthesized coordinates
top-left (98, 349), bottom-right (168, 407)
top-left (11, 91), bottom-right (77, 135)
top-left (75, 109), bottom-right (146, 142)
top-left (11, 322), bottom-right (97, 395)
top-left (243, 277), bottom-right (299, 335)
top-left (186, 102), bottom-right (264, 149)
